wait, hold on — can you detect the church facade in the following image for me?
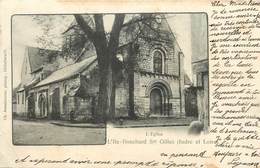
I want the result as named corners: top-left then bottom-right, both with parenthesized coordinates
top-left (15, 14), bottom-right (186, 121)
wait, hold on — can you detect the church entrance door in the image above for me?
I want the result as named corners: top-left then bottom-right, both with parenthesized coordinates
top-left (150, 88), bottom-right (163, 115)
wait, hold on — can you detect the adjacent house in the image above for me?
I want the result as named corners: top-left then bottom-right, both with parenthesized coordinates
top-left (16, 14), bottom-right (189, 122)
top-left (192, 59), bottom-right (209, 127)
top-left (188, 14), bottom-right (209, 129)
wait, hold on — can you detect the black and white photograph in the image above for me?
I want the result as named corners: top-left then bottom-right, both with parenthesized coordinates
top-left (12, 13), bottom-right (208, 145)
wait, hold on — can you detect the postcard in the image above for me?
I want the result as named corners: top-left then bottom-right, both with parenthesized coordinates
top-left (0, 0), bottom-right (259, 167)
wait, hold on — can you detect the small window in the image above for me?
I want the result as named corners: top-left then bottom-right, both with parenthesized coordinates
top-left (153, 50), bottom-right (164, 74)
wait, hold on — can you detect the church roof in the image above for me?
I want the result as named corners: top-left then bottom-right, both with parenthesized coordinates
top-left (34, 56), bottom-right (96, 88)
top-left (27, 46), bottom-right (60, 73)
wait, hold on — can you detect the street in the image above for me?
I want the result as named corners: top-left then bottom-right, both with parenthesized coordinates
top-left (13, 120), bottom-right (106, 145)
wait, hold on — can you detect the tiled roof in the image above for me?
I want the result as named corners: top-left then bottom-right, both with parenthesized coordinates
top-left (27, 47), bottom-right (60, 73)
top-left (34, 56), bottom-right (97, 87)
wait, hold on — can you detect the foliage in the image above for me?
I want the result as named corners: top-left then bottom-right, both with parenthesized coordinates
top-left (33, 15), bottom-right (73, 50)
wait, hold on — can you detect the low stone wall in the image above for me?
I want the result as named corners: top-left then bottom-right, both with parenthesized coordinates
top-left (61, 96), bottom-right (94, 121)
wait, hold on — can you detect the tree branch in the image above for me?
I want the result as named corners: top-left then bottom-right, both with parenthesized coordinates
top-left (121, 15), bottom-right (152, 28)
top-left (121, 15), bottom-right (168, 28)
top-left (142, 21), bottom-right (161, 37)
top-left (74, 14), bottom-right (95, 41)
top-left (108, 14), bottom-right (125, 55)
top-left (93, 14), bottom-right (107, 45)
top-left (121, 17), bottom-right (144, 28)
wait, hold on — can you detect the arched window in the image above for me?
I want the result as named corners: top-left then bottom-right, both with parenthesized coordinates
top-left (153, 50), bottom-right (164, 74)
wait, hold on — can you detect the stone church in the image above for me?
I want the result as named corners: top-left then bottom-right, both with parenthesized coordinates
top-left (16, 14), bottom-right (186, 121)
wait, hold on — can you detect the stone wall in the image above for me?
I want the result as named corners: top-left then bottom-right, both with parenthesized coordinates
top-left (29, 76), bottom-right (80, 119)
top-left (129, 22), bottom-right (186, 118)
top-left (133, 72), bottom-right (181, 117)
top-left (28, 60), bottom-right (124, 121)
top-left (115, 79), bottom-right (129, 117)
top-left (170, 98), bottom-right (181, 117)
top-left (192, 60), bottom-right (209, 128)
top-left (135, 39), bottom-right (180, 76)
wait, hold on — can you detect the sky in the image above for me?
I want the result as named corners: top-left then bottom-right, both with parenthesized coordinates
top-left (12, 14), bottom-right (206, 88)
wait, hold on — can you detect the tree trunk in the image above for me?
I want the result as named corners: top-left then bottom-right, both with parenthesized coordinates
top-left (74, 14), bottom-right (125, 122)
top-left (95, 61), bottom-right (113, 123)
top-left (106, 14), bottom-right (125, 120)
top-left (109, 68), bottom-right (116, 120)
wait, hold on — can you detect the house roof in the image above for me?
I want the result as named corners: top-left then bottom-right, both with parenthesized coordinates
top-left (34, 56), bottom-right (97, 88)
top-left (27, 46), bottom-right (60, 73)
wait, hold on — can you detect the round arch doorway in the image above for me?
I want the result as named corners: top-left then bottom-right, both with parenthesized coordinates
top-left (38, 94), bottom-right (47, 118)
top-left (147, 80), bottom-right (173, 117)
top-left (150, 88), bottom-right (163, 115)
